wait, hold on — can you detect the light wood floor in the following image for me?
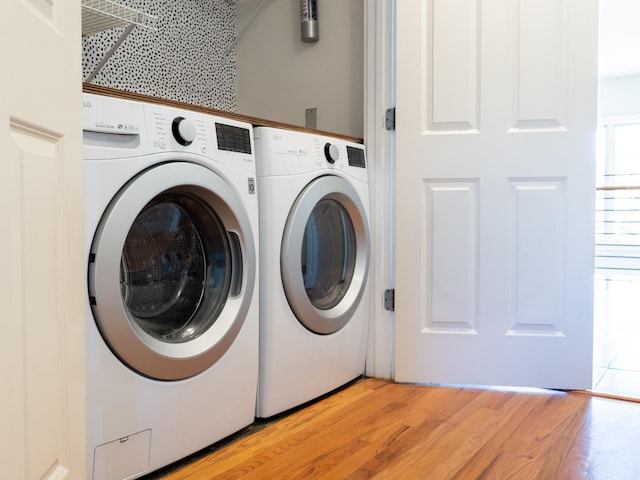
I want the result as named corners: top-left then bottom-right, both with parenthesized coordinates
top-left (144, 378), bottom-right (640, 479)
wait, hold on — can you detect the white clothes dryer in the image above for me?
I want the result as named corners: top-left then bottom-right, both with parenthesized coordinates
top-left (83, 93), bottom-right (259, 479)
top-left (254, 127), bottom-right (370, 418)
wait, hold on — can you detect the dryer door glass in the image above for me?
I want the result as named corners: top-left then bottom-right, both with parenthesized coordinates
top-left (120, 193), bottom-right (231, 343)
top-left (280, 175), bottom-right (369, 335)
top-left (302, 199), bottom-right (356, 310)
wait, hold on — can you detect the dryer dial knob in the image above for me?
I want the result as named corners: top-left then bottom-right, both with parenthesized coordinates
top-left (172, 117), bottom-right (196, 146)
top-left (324, 143), bottom-right (339, 164)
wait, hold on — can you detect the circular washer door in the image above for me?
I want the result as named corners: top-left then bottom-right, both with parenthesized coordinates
top-left (281, 175), bottom-right (370, 334)
top-left (88, 161), bottom-right (256, 380)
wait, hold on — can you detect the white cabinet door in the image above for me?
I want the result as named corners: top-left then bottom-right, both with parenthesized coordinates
top-left (0, 1), bottom-right (85, 478)
top-left (394, 0), bottom-right (598, 388)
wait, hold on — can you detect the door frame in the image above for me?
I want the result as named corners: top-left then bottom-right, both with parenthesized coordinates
top-left (364, 0), bottom-right (395, 379)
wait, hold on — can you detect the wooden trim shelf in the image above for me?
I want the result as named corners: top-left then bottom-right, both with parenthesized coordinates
top-left (82, 83), bottom-right (364, 144)
top-left (597, 185), bottom-right (640, 191)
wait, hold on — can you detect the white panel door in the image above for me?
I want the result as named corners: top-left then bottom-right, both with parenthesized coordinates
top-left (394, 0), bottom-right (598, 388)
top-left (0, 1), bottom-right (85, 479)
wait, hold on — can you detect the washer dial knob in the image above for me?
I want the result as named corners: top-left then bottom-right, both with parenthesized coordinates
top-left (172, 117), bottom-right (196, 146)
top-left (324, 143), bottom-right (340, 164)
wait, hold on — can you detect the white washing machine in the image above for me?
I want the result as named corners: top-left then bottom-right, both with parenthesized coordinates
top-left (83, 93), bottom-right (259, 479)
top-left (254, 127), bottom-right (370, 418)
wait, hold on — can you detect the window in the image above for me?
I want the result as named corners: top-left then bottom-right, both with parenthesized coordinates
top-left (595, 119), bottom-right (640, 274)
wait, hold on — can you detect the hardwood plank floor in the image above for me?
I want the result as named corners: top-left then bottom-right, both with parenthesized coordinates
top-left (144, 378), bottom-right (640, 480)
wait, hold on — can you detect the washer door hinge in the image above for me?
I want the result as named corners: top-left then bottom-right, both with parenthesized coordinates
top-left (384, 289), bottom-right (395, 311)
top-left (385, 107), bottom-right (396, 131)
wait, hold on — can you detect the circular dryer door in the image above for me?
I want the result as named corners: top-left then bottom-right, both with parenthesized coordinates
top-left (281, 175), bottom-right (370, 334)
top-left (88, 162), bottom-right (255, 380)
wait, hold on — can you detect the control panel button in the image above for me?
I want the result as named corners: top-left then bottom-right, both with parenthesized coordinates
top-left (324, 143), bottom-right (339, 164)
top-left (172, 117), bottom-right (196, 146)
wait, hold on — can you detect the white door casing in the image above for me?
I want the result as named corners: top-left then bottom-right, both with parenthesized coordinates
top-left (363, 0), bottom-right (396, 379)
top-left (0, 1), bottom-right (85, 479)
top-left (394, 0), bottom-right (598, 388)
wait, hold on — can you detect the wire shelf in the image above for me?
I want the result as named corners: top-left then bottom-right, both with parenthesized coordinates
top-left (81, 0), bottom-right (157, 36)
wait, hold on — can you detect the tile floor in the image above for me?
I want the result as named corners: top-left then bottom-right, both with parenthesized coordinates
top-left (593, 274), bottom-right (640, 398)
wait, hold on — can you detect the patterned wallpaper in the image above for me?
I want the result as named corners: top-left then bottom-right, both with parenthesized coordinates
top-left (82, 0), bottom-right (237, 111)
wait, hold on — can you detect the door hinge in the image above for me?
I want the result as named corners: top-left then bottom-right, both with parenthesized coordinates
top-left (384, 289), bottom-right (395, 311)
top-left (385, 107), bottom-right (396, 131)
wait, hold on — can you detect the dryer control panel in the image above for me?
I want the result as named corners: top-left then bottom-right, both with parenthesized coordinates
top-left (322, 142), bottom-right (366, 169)
top-left (254, 127), bottom-right (367, 184)
top-left (346, 146), bottom-right (366, 168)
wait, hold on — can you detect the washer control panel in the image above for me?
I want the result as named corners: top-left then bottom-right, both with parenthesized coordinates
top-left (82, 93), bottom-right (255, 172)
top-left (149, 108), bottom-right (208, 153)
top-left (145, 104), bottom-right (253, 161)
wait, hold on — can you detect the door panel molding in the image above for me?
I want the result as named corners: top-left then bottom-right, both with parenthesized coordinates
top-left (422, 179), bottom-right (479, 334)
top-left (510, 0), bottom-right (568, 132)
top-left (423, 0), bottom-right (480, 133)
top-left (507, 177), bottom-right (567, 336)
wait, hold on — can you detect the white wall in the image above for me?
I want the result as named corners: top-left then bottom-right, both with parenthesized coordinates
top-left (236, 0), bottom-right (364, 138)
top-left (598, 74), bottom-right (640, 118)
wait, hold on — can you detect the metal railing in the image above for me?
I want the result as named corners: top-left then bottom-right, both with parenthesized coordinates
top-left (595, 175), bottom-right (640, 274)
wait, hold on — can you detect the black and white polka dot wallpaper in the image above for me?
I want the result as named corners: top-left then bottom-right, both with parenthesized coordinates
top-left (82, 0), bottom-right (237, 111)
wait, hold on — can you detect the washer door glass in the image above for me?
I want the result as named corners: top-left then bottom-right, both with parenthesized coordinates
top-left (281, 175), bottom-right (369, 335)
top-left (121, 193), bottom-right (231, 343)
top-left (302, 199), bottom-right (356, 310)
top-left (89, 162), bottom-right (255, 381)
